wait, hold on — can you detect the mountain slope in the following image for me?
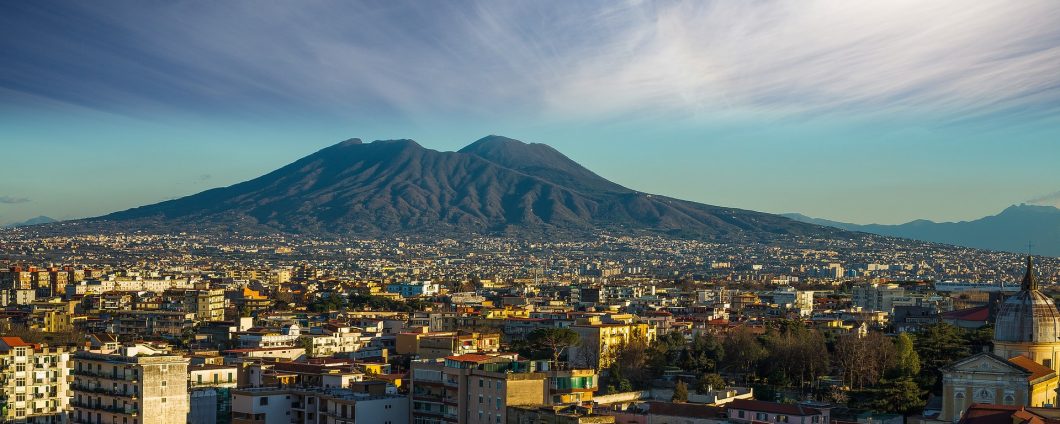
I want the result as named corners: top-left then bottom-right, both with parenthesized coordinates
top-left (91, 136), bottom-right (849, 240)
top-left (784, 205), bottom-right (1060, 256)
top-left (4, 215), bottom-right (58, 228)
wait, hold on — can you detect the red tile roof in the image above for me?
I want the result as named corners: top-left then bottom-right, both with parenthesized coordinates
top-left (1008, 356), bottom-right (1056, 381)
top-left (958, 404), bottom-right (1043, 424)
top-left (0, 336), bottom-right (32, 348)
top-left (942, 306), bottom-right (990, 322)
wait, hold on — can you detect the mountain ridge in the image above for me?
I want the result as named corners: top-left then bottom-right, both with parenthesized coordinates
top-left (85, 136), bottom-right (852, 241)
top-left (784, 204), bottom-right (1060, 256)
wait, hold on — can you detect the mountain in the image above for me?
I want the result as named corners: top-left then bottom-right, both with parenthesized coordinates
top-left (4, 215), bottom-right (58, 228)
top-left (784, 205), bottom-right (1060, 256)
top-left (87, 136), bottom-right (852, 241)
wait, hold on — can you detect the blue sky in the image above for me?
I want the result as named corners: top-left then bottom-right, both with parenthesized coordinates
top-left (2, 0), bottom-right (1059, 225)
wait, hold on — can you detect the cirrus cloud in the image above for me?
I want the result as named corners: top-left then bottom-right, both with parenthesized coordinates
top-left (0, 196), bottom-right (30, 204)
top-left (0, 0), bottom-right (1058, 124)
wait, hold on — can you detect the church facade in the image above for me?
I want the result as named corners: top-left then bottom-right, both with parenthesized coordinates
top-left (941, 257), bottom-right (1060, 422)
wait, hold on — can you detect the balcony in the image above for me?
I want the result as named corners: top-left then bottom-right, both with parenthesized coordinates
top-left (70, 401), bottom-right (139, 415)
top-left (71, 384), bottom-right (138, 398)
top-left (71, 369), bottom-right (138, 383)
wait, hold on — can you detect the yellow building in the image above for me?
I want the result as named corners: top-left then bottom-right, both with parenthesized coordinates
top-left (940, 353), bottom-right (1057, 422)
top-left (567, 319), bottom-right (652, 369)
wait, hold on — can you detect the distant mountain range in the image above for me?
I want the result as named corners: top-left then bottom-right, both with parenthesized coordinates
top-left (4, 215), bottom-right (58, 228)
top-left (83, 135), bottom-right (854, 242)
top-left (784, 204), bottom-right (1060, 256)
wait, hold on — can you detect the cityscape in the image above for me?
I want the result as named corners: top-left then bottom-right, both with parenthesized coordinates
top-left (3, 2), bottom-right (1060, 424)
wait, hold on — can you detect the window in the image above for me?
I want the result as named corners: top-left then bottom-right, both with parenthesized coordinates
top-left (1004, 395), bottom-right (1015, 406)
top-left (479, 379), bottom-right (483, 387)
top-left (955, 393), bottom-right (966, 418)
top-left (260, 397), bottom-right (269, 406)
top-left (738, 411), bottom-right (745, 418)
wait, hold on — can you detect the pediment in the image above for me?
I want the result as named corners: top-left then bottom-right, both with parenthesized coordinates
top-left (947, 353), bottom-right (1025, 375)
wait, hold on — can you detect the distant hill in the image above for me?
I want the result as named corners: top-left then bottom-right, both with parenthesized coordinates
top-left (4, 215), bottom-right (58, 228)
top-left (784, 204), bottom-right (1060, 256)
top-left (82, 135), bottom-right (852, 241)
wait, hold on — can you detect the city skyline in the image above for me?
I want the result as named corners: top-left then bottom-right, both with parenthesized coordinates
top-left (3, 0), bottom-right (1060, 225)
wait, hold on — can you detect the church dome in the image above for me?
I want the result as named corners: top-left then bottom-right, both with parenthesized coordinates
top-left (994, 257), bottom-right (1060, 343)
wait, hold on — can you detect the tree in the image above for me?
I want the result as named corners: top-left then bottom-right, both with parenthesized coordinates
top-left (891, 332), bottom-right (921, 378)
top-left (833, 332), bottom-right (896, 389)
top-left (527, 328), bottom-right (581, 365)
top-left (872, 377), bottom-right (926, 414)
top-left (761, 325), bottom-right (829, 389)
top-left (606, 333), bottom-right (652, 388)
top-left (672, 380), bottom-right (689, 402)
top-left (721, 326), bottom-right (767, 380)
top-left (913, 323), bottom-right (971, 392)
top-left (681, 333), bottom-right (724, 374)
top-left (696, 373), bottom-right (726, 393)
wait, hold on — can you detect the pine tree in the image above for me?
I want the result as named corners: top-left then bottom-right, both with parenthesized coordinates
top-left (672, 380), bottom-right (689, 402)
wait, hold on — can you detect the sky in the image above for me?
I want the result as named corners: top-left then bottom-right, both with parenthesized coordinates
top-left (2, 0), bottom-right (1059, 226)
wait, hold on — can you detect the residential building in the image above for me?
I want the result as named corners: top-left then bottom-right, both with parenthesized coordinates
top-left (851, 283), bottom-right (905, 313)
top-left (0, 337), bottom-right (71, 424)
top-left (231, 384), bottom-right (407, 424)
top-left (409, 353), bottom-right (598, 424)
top-left (189, 364), bottom-right (239, 424)
top-left (567, 319), bottom-right (651, 369)
top-left (727, 399), bottom-right (830, 424)
top-left (386, 281), bottom-right (441, 298)
top-left (70, 343), bottom-right (190, 424)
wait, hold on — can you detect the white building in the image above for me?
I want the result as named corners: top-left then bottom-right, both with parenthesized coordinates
top-left (231, 386), bottom-right (407, 424)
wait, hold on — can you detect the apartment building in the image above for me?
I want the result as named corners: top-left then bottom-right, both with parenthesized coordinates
top-left (0, 337), bottom-right (71, 424)
top-left (566, 318), bottom-right (651, 369)
top-left (70, 343), bottom-right (189, 424)
top-left (851, 283), bottom-right (907, 312)
top-left (409, 353), bottom-right (598, 424)
top-left (186, 289), bottom-right (226, 321)
top-left (727, 399), bottom-right (830, 424)
top-left (231, 383), bottom-right (407, 424)
top-left (189, 364), bottom-right (239, 424)
top-left (397, 330), bottom-right (501, 359)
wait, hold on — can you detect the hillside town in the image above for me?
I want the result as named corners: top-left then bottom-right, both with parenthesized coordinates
top-left (1, 229), bottom-right (1059, 424)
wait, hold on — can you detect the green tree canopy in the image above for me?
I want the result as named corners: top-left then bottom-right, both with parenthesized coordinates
top-left (672, 380), bottom-right (689, 402)
top-left (527, 328), bottom-right (581, 365)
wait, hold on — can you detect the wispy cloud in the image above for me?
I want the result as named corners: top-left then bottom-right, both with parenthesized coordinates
top-left (0, 196), bottom-right (30, 204)
top-left (1, 0), bottom-right (1058, 124)
top-left (1028, 191), bottom-right (1060, 208)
